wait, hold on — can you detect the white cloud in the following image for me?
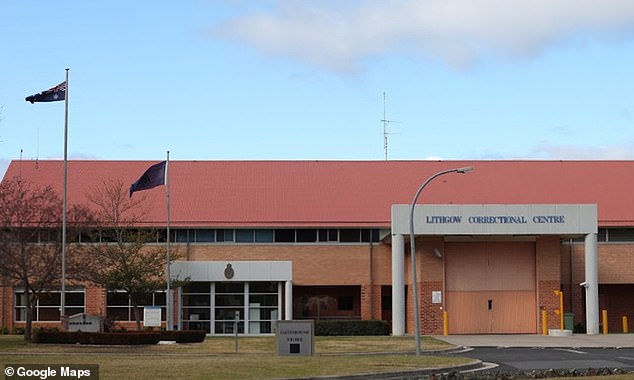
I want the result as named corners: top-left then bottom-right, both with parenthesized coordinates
top-left (211, 0), bottom-right (634, 72)
top-left (528, 141), bottom-right (634, 160)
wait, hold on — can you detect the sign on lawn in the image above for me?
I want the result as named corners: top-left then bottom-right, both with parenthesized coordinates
top-left (67, 313), bottom-right (102, 332)
top-left (276, 320), bottom-right (314, 356)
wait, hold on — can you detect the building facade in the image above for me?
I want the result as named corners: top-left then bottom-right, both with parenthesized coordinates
top-left (2, 160), bottom-right (634, 335)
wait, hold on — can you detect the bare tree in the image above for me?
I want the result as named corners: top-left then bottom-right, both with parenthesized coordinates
top-left (300, 295), bottom-right (336, 320)
top-left (79, 179), bottom-right (177, 331)
top-left (0, 178), bottom-right (88, 340)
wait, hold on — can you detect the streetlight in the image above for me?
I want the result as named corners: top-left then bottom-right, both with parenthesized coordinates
top-left (409, 166), bottom-right (473, 355)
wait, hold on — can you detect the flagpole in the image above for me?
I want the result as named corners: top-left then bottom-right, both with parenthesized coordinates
top-left (166, 151), bottom-right (172, 331)
top-left (61, 68), bottom-right (69, 320)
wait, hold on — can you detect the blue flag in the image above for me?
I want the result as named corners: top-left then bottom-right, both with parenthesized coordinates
top-left (25, 81), bottom-right (67, 103)
top-left (129, 161), bottom-right (166, 197)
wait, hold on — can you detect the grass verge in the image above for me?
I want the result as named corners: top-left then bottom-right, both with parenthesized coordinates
top-left (0, 335), bottom-right (471, 380)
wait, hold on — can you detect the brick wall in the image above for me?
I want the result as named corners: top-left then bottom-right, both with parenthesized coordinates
top-left (599, 284), bottom-right (634, 333)
top-left (360, 284), bottom-right (382, 320)
top-left (421, 281), bottom-right (444, 334)
top-left (0, 285), bottom-right (13, 331)
top-left (536, 237), bottom-right (562, 331)
top-left (561, 241), bottom-right (634, 330)
top-left (84, 287), bottom-right (106, 316)
top-left (184, 243), bottom-right (392, 286)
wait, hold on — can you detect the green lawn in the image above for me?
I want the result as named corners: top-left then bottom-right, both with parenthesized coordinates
top-left (2, 335), bottom-right (633, 379)
top-left (0, 335), bottom-right (472, 380)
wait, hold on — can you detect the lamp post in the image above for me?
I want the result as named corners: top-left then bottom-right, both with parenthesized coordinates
top-left (409, 166), bottom-right (473, 355)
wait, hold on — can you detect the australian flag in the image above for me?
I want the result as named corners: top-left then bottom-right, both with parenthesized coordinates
top-left (129, 161), bottom-right (167, 197)
top-left (25, 81), bottom-right (67, 103)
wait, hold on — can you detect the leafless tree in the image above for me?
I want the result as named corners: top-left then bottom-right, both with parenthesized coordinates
top-left (301, 295), bottom-right (336, 320)
top-left (0, 177), bottom-right (90, 340)
top-left (79, 179), bottom-right (179, 331)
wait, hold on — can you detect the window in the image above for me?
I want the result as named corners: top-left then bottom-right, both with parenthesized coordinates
top-left (318, 229), bottom-right (338, 242)
top-left (337, 296), bottom-right (354, 311)
top-left (106, 291), bottom-right (166, 322)
top-left (361, 229), bottom-right (380, 243)
top-left (14, 289), bottom-right (85, 322)
top-left (182, 281), bottom-right (280, 334)
top-left (175, 229), bottom-right (189, 243)
top-left (216, 229), bottom-right (234, 242)
top-left (604, 228), bottom-right (634, 242)
top-left (248, 282), bottom-right (278, 334)
top-left (215, 282), bottom-right (245, 334)
top-left (339, 229), bottom-right (361, 243)
top-left (235, 229), bottom-right (254, 243)
top-left (296, 229), bottom-right (317, 243)
top-left (274, 229), bottom-right (295, 243)
top-left (182, 282), bottom-right (211, 332)
top-left (74, 227), bottom-right (381, 245)
top-left (194, 229), bottom-right (214, 242)
top-left (255, 229), bottom-right (274, 243)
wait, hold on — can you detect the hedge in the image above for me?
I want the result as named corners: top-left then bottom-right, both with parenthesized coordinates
top-left (32, 329), bottom-right (206, 345)
top-left (158, 330), bottom-right (206, 343)
top-left (314, 320), bottom-right (390, 336)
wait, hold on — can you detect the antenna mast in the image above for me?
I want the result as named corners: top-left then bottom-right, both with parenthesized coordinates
top-left (380, 92), bottom-right (398, 160)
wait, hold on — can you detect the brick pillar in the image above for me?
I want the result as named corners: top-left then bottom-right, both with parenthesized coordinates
top-left (538, 280), bottom-right (561, 330)
top-left (361, 284), bottom-right (382, 320)
top-left (84, 287), bottom-right (106, 316)
top-left (421, 281), bottom-right (444, 334)
top-left (0, 285), bottom-right (14, 331)
top-left (360, 285), bottom-right (375, 320)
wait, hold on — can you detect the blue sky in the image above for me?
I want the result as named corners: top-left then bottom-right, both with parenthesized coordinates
top-left (2, 1), bottom-right (634, 178)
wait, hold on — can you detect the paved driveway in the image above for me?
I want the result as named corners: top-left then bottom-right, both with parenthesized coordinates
top-left (435, 334), bottom-right (634, 348)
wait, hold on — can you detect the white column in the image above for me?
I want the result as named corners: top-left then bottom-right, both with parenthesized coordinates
top-left (391, 233), bottom-right (405, 336)
top-left (277, 282), bottom-right (283, 322)
top-left (584, 233), bottom-right (599, 335)
top-left (284, 280), bottom-right (293, 320)
top-left (176, 287), bottom-right (182, 331)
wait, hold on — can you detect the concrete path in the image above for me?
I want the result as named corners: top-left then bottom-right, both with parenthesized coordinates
top-left (434, 333), bottom-right (634, 348)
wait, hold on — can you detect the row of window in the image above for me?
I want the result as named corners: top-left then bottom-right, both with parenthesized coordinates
top-left (19, 227), bottom-right (634, 244)
top-left (14, 290), bottom-right (85, 322)
top-left (173, 228), bottom-right (381, 244)
top-left (14, 289), bottom-right (166, 322)
top-left (16, 228), bottom-right (382, 244)
top-left (14, 284), bottom-right (356, 327)
top-left (182, 282), bottom-right (279, 334)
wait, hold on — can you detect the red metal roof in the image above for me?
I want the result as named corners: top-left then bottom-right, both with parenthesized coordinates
top-left (3, 160), bottom-right (633, 227)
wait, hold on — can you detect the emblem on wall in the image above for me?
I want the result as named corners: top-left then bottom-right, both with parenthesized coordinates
top-left (224, 263), bottom-right (234, 279)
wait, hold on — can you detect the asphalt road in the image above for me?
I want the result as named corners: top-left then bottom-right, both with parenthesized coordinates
top-left (448, 346), bottom-right (634, 373)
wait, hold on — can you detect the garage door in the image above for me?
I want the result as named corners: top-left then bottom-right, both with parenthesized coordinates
top-left (445, 242), bottom-right (536, 334)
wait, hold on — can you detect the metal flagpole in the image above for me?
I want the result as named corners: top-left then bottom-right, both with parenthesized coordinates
top-left (61, 68), bottom-right (69, 319)
top-left (166, 151), bottom-right (172, 331)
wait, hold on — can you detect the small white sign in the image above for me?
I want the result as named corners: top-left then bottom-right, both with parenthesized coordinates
top-left (67, 313), bottom-right (102, 332)
top-left (144, 306), bottom-right (162, 327)
top-left (432, 291), bottom-right (442, 304)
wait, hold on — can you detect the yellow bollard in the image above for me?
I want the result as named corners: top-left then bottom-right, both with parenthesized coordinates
top-left (443, 311), bottom-right (449, 336)
top-left (553, 290), bottom-right (564, 330)
top-left (602, 310), bottom-right (608, 334)
top-left (541, 309), bottom-right (548, 335)
top-left (623, 316), bottom-right (629, 334)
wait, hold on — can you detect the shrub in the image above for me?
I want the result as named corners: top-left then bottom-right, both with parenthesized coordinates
top-left (32, 330), bottom-right (161, 345)
top-left (315, 320), bottom-right (390, 336)
top-left (159, 330), bottom-right (206, 343)
top-left (31, 329), bottom-right (206, 344)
